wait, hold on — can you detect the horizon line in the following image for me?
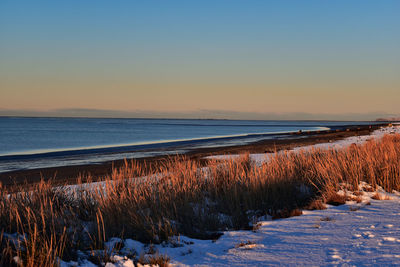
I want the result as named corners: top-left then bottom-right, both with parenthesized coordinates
top-left (1, 108), bottom-right (399, 122)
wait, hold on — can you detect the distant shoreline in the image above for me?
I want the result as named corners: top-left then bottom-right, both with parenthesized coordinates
top-left (0, 123), bottom-right (389, 188)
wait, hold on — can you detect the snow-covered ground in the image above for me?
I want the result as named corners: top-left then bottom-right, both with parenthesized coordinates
top-left (163, 186), bottom-right (400, 266)
top-left (207, 124), bottom-right (400, 165)
top-left (64, 185), bottom-right (400, 267)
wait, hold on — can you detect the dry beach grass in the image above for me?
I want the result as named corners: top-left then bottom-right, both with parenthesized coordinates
top-left (0, 134), bottom-right (400, 266)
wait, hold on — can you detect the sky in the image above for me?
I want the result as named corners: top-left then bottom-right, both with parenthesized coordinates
top-left (0, 0), bottom-right (399, 120)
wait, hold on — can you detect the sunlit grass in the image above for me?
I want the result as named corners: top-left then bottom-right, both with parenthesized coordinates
top-left (1, 134), bottom-right (400, 266)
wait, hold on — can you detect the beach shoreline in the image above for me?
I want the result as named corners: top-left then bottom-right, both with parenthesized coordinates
top-left (0, 123), bottom-right (389, 187)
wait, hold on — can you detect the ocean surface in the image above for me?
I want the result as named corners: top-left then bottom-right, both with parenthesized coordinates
top-left (0, 117), bottom-right (381, 173)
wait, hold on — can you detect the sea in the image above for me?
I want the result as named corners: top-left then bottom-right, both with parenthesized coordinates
top-left (0, 117), bottom-right (381, 173)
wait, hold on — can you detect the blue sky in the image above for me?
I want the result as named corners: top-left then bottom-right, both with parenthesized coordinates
top-left (1, 0), bottom-right (399, 119)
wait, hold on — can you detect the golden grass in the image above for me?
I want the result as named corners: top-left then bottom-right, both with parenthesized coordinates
top-left (0, 133), bottom-right (399, 266)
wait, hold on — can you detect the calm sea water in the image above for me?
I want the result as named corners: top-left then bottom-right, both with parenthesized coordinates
top-left (0, 117), bottom-right (380, 172)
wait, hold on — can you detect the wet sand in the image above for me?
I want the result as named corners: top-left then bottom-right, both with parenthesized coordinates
top-left (0, 124), bottom-right (387, 188)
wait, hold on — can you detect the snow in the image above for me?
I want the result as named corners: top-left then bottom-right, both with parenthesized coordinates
top-left (293, 124), bottom-right (400, 151)
top-left (43, 124), bottom-right (400, 266)
top-left (206, 124), bottom-right (400, 165)
top-left (60, 184), bottom-right (400, 266)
